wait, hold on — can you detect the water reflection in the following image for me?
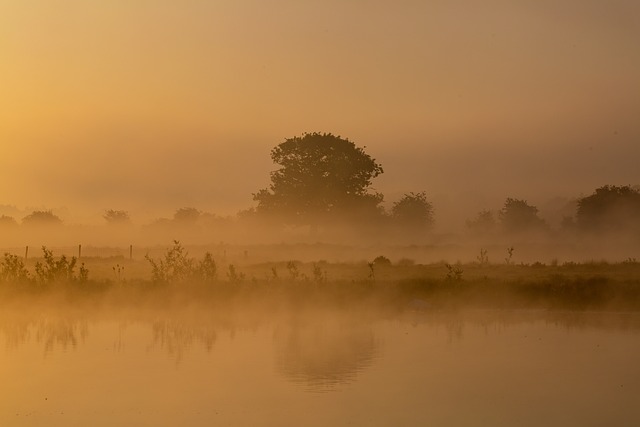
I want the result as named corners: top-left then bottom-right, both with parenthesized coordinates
top-left (149, 319), bottom-right (217, 362)
top-left (0, 315), bottom-right (87, 354)
top-left (273, 310), bottom-right (380, 392)
top-left (2, 306), bottom-right (640, 426)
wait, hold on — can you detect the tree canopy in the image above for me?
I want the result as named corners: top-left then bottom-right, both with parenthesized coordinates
top-left (499, 198), bottom-right (546, 232)
top-left (576, 185), bottom-right (640, 231)
top-left (391, 192), bottom-right (434, 230)
top-left (22, 210), bottom-right (63, 226)
top-left (103, 209), bottom-right (130, 225)
top-left (253, 132), bottom-right (384, 224)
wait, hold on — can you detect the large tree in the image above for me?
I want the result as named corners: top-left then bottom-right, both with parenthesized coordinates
top-left (253, 132), bottom-right (384, 224)
top-left (576, 185), bottom-right (640, 231)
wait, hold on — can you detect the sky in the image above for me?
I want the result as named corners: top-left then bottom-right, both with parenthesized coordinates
top-left (1, 0), bottom-right (639, 225)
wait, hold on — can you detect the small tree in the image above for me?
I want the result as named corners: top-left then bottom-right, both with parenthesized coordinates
top-left (466, 210), bottom-right (496, 234)
top-left (0, 253), bottom-right (30, 284)
top-left (145, 241), bottom-right (217, 285)
top-left (174, 207), bottom-right (201, 224)
top-left (34, 247), bottom-right (88, 284)
top-left (499, 198), bottom-right (545, 233)
top-left (391, 192), bottom-right (434, 230)
top-left (104, 209), bottom-right (131, 225)
top-left (0, 215), bottom-right (18, 227)
top-left (22, 210), bottom-right (62, 226)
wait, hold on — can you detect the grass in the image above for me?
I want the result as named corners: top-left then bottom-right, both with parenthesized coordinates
top-left (1, 244), bottom-right (640, 311)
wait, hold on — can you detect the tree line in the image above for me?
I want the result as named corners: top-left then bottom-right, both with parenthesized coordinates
top-left (1, 132), bottom-right (639, 236)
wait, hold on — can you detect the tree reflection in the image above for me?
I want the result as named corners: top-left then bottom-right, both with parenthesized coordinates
top-left (273, 312), bottom-right (380, 392)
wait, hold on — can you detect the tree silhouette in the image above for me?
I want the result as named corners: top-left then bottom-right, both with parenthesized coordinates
top-left (391, 192), bottom-right (434, 230)
top-left (253, 132), bottom-right (384, 224)
top-left (173, 207), bottom-right (201, 223)
top-left (499, 198), bottom-right (545, 232)
top-left (103, 209), bottom-right (130, 225)
top-left (576, 185), bottom-right (640, 231)
top-left (22, 210), bottom-right (62, 226)
top-left (0, 215), bottom-right (18, 227)
top-left (466, 210), bottom-right (496, 234)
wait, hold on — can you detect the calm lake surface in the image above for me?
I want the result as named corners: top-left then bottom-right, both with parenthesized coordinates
top-left (1, 304), bottom-right (639, 426)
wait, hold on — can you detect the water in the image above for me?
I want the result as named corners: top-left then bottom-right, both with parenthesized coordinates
top-left (1, 305), bottom-right (639, 426)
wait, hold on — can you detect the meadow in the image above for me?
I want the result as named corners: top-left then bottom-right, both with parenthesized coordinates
top-left (2, 241), bottom-right (639, 312)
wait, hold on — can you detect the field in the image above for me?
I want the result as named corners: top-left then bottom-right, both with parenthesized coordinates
top-left (2, 241), bottom-right (640, 312)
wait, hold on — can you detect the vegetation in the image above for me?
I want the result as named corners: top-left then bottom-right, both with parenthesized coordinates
top-left (145, 240), bottom-right (217, 285)
top-left (0, 242), bottom-right (639, 312)
top-left (576, 185), bottom-right (640, 231)
top-left (253, 132), bottom-right (384, 225)
top-left (391, 192), bottom-right (434, 230)
top-left (104, 209), bottom-right (131, 225)
top-left (499, 198), bottom-right (546, 232)
top-left (0, 215), bottom-right (18, 227)
top-left (174, 207), bottom-right (201, 223)
top-left (466, 210), bottom-right (496, 234)
top-left (22, 210), bottom-right (63, 226)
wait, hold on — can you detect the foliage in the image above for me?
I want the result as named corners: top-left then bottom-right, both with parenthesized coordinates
top-left (174, 207), bottom-right (201, 223)
top-left (444, 263), bottom-right (463, 281)
top-left (477, 248), bottom-right (489, 266)
top-left (227, 265), bottom-right (244, 283)
top-left (373, 255), bottom-right (392, 266)
top-left (145, 240), bottom-right (217, 285)
top-left (505, 247), bottom-right (515, 265)
top-left (0, 253), bottom-right (30, 283)
top-left (499, 198), bottom-right (546, 232)
top-left (198, 253), bottom-right (218, 282)
top-left (34, 247), bottom-right (88, 284)
top-left (0, 215), bottom-right (18, 227)
top-left (104, 210), bottom-right (130, 225)
top-left (286, 261), bottom-right (300, 280)
top-left (391, 192), bottom-right (434, 230)
top-left (312, 263), bottom-right (327, 284)
top-left (22, 210), bottom-right (63, 226)
top-left (253, 132), bottom-right (384, 224)
top-left (576, 185), bottom-right (640, 231)
top-left (466, 210), bottom-right (496, 234)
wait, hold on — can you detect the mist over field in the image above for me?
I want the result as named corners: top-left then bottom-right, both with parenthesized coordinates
top-left (2, 2), bottom-right (640, 425)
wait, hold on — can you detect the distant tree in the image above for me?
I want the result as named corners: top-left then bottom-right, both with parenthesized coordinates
top-left (576, 185), bottom-right (640, 231)
top-left (499, 198), bottom-right (545, 232)
top-left (22, 210), bottom-right (63, 226)
top-left (253, 132), bottom-right (384, 225)
top-left (0, 215), bottom-right (18, 227)
top-left (174, 207), bottom-right (201, 223)
top-left (103, 209), bottom-right (130, 225)
top-left (391, 192), bottom-right (434, 230)
top-left (466, 210), bottom-right (496, 234)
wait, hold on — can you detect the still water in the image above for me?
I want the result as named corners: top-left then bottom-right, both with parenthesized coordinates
top-left (1, 304), bottom-right (639, 426)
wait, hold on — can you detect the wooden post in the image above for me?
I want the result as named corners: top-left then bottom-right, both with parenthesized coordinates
top-left (78, 244), bottom-right (82, 259)
top-left (25, 246), bottom-right (29, 260)
top-left (129, 244), bottom-right (133, 260)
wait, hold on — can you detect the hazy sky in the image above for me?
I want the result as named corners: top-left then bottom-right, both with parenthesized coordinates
top-left (1, 1), bottom-right (639, 223)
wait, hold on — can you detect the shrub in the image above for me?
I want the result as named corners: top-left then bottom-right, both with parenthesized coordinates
top-left (34, 247), bottom-right (88, 285)
top-left (0, 253), bottom-right (30, 284)
top-left (145, 241), bottom-right (217, 285)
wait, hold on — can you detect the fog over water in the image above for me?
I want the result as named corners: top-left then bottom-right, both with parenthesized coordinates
top-left (1, 3), bottom-right (640, 424)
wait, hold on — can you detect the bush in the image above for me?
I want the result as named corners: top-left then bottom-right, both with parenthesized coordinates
top-left (0, 253), bottom-right (30, 284)
top-left (145, 241), bottom-right (217, 285)
top-left (34, 247), bottom-right (88, 285)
